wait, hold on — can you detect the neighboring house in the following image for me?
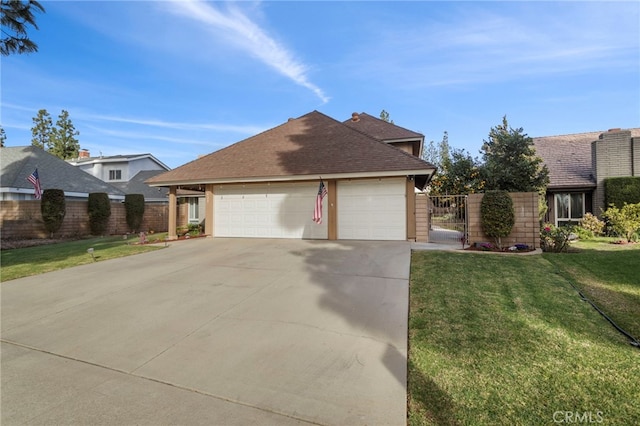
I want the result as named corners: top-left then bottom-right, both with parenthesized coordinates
top-left (1, 146), bottom-right (125, 201)
top-left (147, 110), bottom-right (436, 241)
top-left (533, 128), bottom-right (640, 226)
top-left (67, 151), bottom-right (170, 183)
top-left (67, 152), bottom-right (171, 204)
top-left (109, 170), bottom-right (171, 204)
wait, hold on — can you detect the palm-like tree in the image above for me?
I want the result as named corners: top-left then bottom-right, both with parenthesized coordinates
top-left (1, 0), bottom-right (45, 56)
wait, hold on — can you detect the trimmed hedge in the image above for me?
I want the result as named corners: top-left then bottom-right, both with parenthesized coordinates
top-left (124, 194), bottom-right (145, 232)
top-left (41, 189), bottom-right (66, 236)
top-left (605, 177), bottom-right (640, 208)
top-left (480, 190), bottom-right (515, 249)
top-left (87, 192), bottom-right (111, 235)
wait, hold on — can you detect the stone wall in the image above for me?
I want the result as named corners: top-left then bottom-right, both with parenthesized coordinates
top-left (467, 192), bottom-right (540, 249)
top-left (415, 193), bottom-right (429, 242)
top-left (1, 200), bottom-right (169, 240)
top-left (414, 192), bottom-right (540, 248)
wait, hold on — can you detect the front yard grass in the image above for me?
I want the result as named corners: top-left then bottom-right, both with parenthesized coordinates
top-left (409, 244), bottom-right (640, 425)
top-left (1, 235), bottom-right (166, 281)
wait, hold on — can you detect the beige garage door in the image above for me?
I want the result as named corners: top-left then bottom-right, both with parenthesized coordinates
top-left (214, 182), bottom-right (328, 239)
top-left (337, 178), bottom-right (406, 240)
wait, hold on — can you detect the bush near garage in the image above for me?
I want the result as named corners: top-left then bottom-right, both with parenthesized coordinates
top-left (41, 189), bottom-right (66, 237)
top-left (87, 192), bottom-right (111, 236)
top-left (124, 194), bottom-right (145, 233)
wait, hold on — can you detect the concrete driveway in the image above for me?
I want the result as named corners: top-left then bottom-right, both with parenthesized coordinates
top-left (1, 238), bottom-right (410, 425)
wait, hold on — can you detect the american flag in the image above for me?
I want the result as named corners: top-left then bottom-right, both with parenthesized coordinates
top-left (27, 168), bottom-right (42, 200)
top-left (313, 180), bottom-right (328, 224)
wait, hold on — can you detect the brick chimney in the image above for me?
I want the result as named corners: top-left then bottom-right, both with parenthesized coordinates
top-left (79, 149), bottom-right (90, 158)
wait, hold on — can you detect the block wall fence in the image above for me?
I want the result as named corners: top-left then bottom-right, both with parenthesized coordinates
top-left (0, 200), bottom-right (183, 240)
top-left (415, 192), bottom-right (540, 249)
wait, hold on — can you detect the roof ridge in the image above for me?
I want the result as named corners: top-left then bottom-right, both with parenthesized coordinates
top-left (533, 128), bottom-right (640, 140)
top-left (335, 114), bottom-right (436, 169)
top-left (357, 112), bottom-right (425, 138)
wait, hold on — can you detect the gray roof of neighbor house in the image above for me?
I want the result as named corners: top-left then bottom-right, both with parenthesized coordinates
top-left (533, 128), bottom-right (640, 190)
top-left (69, 153), bottom-right (170, 170)
top-left (147, 111), bottom-right (436, 186)
top-left (110, 170), bottom-right (169, 201)
top-left (1, 146), bottom-right (125, 196)
top-left (342, 112), bottom-right (424, 141)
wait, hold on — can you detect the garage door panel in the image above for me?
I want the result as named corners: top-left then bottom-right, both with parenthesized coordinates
top-left (214, 183), bottom-right (327, 239)
top-left (337, 178), bottom-right (406, 241)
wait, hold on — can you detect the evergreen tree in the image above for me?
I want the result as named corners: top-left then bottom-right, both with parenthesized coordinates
top-left (1, 0), bottom-right (45, 56)
top-left (0, 125), bottom-right (6, 147)
top-left (31, 108), bottom-right (52, 149)
top-left (429, 148), bottom-right (486, 195)
top-left (379, 109), bottom-right (394, 124)
top-left (49, 110), bottom-right (80, 159)
top-left (481, 116), bottom-right (548, 193)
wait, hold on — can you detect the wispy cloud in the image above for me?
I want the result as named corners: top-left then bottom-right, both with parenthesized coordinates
top-left (352, 3), bottom-right (639, 89)
top-left (85, 114), bottom-right (267, 135)
top-left (163, 0), bottom-right (329, 103)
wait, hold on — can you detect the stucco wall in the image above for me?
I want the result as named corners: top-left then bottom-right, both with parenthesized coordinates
top-left (1, 200), bottom-right (168, 239)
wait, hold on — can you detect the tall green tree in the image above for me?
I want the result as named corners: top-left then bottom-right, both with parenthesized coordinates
top-left (1, 0), bottom-right (45, 56)
top-left (379, 109), bottom-right (394, 124)
top-left (0, 125), bottom-right (6, 147)
top-left (50, 109), bottom-right (80, 159)
top-left (422, 139), bottom-right (438, 166)
top-left (31, 108), bottom-right (52, 149)
top-left (430, 149), bottom-right (486, 195)
top-left (481, 116), bottom-right (548, 192)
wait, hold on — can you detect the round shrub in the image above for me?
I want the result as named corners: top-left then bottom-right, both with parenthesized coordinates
top-left (480, 190), bottom-right (515, 249)
top-left (579, 213), bottom-right (604, 237)
top-left (41, 189), bottom-right (66, 236)
top-left (124, 194), bottom-right (145, 232)
top-left (88, 192), bottom-right (111, 235)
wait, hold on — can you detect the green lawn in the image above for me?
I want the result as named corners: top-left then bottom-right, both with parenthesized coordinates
top-left (409, 244), bottom-right (640, 425)
top-left (1, 235), bottom-right (166, 281)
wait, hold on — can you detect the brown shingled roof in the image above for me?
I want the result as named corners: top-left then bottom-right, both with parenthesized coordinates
top-left (147, 111), bottom-right (435, 186)
top-left (533, 128), bottom-right (640, 189)
top-left (342, 112), bottom-right (424, 141)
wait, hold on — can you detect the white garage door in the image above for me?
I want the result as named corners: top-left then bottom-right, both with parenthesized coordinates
top-left (338, 178), bottom-right (406, 241)
top-left (214, 182), bottom-right (327, 239)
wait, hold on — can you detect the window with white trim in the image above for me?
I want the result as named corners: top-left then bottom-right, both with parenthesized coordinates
top-left (555, 193), bottom-right (584, 227)
top-left (108, 170), bottom-right (122, 180)
top-left (188, 197), bottom-right (199, 223)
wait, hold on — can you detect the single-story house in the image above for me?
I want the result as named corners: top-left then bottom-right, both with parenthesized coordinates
top-left (533, 127), bottom-right (640, 226)
top-left (1, 146), bottom-right (125, 201)
top-left (146, 110), bottom-right (436, 241)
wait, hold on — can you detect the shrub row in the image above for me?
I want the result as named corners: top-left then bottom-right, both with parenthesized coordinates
top-left (39, 189), bottom-right (145, 236)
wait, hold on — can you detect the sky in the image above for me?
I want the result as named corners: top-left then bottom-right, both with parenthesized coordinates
top-left (2, 0), bottom-right (639, 169)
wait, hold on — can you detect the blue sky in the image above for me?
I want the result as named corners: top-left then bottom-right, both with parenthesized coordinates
top-left (2, 1), bottom-right (639, 169)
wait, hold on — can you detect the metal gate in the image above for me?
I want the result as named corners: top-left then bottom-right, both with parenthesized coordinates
top-left (428, 195), bottom-right (468, 245)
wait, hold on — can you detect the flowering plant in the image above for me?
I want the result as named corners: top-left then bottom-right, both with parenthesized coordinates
top-left (540, 224), bottom-right (574, 253)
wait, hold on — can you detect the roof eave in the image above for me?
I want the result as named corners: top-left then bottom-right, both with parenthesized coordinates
top-left (147, 168), bottom-right (437, 187)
